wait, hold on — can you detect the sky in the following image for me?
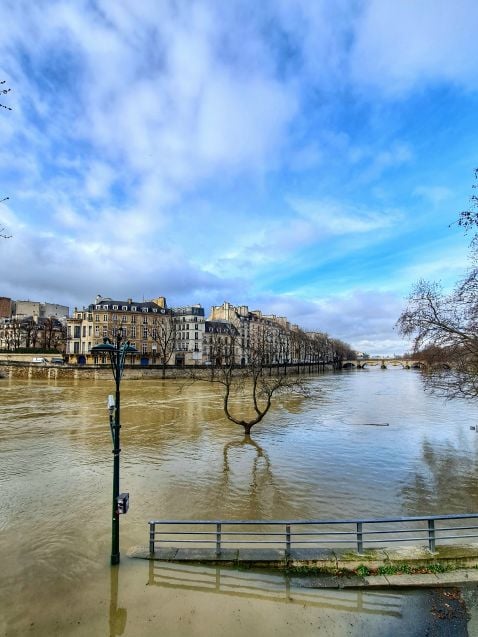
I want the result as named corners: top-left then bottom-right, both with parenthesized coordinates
top-left (1, 0), bottom-right (478, 355)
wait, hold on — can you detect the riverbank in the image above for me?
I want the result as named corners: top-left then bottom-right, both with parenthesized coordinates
top-left (130, 543), bottom-right (478, 589)
top-left (0, 360), bottom-right (330, 380)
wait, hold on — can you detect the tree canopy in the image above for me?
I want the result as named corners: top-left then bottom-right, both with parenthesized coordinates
top-left (398, 170), bottom-right (478, 398)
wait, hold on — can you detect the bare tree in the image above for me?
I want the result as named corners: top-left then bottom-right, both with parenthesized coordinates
top-left (1, 80), bottom-right (12, 238)
top-left (150, 311), bottom-right (177, 377)
top-left (0, 81), bottom-right (11, 111)
top-left (397, 277), bottom-right (478, 399)
top-left (200, 324), bottom-right (307, 436)
top-left (398, 170), bottom-right (478, 399)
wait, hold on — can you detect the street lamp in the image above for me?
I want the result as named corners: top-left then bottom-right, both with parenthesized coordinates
top-left (92, 328), bottom-right (138, 565)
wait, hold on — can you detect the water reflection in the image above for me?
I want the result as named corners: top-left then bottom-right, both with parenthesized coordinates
top-left (401, 436), bottom-right (478, 515)
top-left (109, 566), bottom-right (127, 637)
top-left (147, 560), bottom-right (402, 617)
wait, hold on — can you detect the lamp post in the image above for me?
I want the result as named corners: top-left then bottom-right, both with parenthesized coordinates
top-left (92, 328), bottom-right (137, 565)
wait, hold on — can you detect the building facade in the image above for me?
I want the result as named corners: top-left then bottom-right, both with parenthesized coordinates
top-left (66, 296), bottom-right (207, 366)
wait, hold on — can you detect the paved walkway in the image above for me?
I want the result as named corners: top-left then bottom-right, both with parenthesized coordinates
top-left (128, 543), bottom-right (478, 588)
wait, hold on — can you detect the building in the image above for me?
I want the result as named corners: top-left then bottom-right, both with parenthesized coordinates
top-left (172, 304), bottom-right (206, 366)
top-left (0, 296), bottom-right (12, 319)
top-left (0, 297), bottom-right (69, 352)
top-left (13, 300), bottom-right (69, 320)
top-left (66, 295), bottom-right (206, 366)
top-left (208, 301), bottom-right (297, 365)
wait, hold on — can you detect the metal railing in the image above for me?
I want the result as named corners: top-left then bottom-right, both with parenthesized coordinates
top-left (148, 513), bottom-right (478, 556)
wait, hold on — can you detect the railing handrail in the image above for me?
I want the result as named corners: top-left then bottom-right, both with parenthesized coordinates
top-left (149, 513), bottom-right (478, 526)
top-left (148, 513), bottom-right (478, 556)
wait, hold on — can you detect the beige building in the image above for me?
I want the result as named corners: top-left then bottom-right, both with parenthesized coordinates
top-left (14, 300), bottom-right (69, 320)
top-left (66, 295), bottom-right (206, 366)
top-left (208, 301), bottom-right (299, 365)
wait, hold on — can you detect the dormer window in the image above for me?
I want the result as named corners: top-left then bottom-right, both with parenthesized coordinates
top-left (142, 307), bottom-right (148, 313)
top-left (122, 306), bottom-right (127, 311)
top-left (113, 305), bottom-right (118, 310)
top-left (95, 305), bottom-right (101, 310)
top-left (102, 305), bottom-right (109, 310)
top-left (131, 306), bottom-right (137, 311)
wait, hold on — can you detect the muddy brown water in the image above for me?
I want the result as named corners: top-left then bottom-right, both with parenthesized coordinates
top-left (1, 368), bottom-right (478, 635)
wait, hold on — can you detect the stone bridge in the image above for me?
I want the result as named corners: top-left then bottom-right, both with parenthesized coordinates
top-left (342, 359), bottom-right (426, 370)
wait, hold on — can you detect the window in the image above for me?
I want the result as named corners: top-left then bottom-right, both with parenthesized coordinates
top-left (82, 326), bottom-right (86, 337)
top-left (131, 326), bottom-right (136, 338)
top-left (95, 314), bottom-right (100, 322)
top-left (195, 333), bottom-right (198, 340)
top-left (112, 314), bottom-right (117, 322)
top-left (122, 306), bottom-right (127, 311)
top-left (74, 342), bottom-right (80, 353)
top-left (142, 316), bottom-right (148, 324)
top-left (142, 327), bottom-right (148, 339)
top-left (95, 305), bottom-right (101, 310)
top-left (103, 327), bottom-right (108, 337)
top-left (153, 308), bottom-right (157, 313)
top-left (131, 306), bottom-right (137, 312)
top-left (77, 313), bottom-right (83, 319)
top-left (142, 307), bottom-right (148, 313)
top-left (102, 305), bottom-right (109, 310)
top-left (131, 315), bottom-right (136, 324)
top-left (122, 315), bottom-right (127, 323)
top-left (152, 328), bottom-right (157, 339)
top-left (103, 314), bottom-right (108, 321)
top-left (74, 326), bottom-right (81, 338)
top-left (113, 305), bottom-right (118, 310)
top-left (142, 343), bottom-right (148, 354)
top-left (95, 326), bottom-right (99, 336)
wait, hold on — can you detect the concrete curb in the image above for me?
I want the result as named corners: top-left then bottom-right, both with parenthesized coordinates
top-left (128, 544), bottom-right (478, 588)
top-left (293, 569), bottom-right (478, 589)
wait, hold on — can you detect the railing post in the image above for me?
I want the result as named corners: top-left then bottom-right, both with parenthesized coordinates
top-left (285, 524), bottom-right (291, 558)
top-left (356, 522), bottom-right (364, 554)
top-left (428, 519), bottom-right (436, 552)
top-left (149, 522), bottom-right (155, 556)
top-left (216, 523), bottom-right (222, 556)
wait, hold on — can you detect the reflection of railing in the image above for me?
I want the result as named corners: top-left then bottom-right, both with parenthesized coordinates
top-left (148, 561), bottom-right (403, 617)
top-left (149, 513), bottom-right (478, 555)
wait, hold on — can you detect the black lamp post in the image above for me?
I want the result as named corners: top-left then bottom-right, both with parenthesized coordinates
top-left (92, 328), bottom-right (137, 565)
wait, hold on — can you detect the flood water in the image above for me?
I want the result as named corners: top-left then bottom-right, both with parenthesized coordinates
top-left (1, 367), bottom-right (478, 635)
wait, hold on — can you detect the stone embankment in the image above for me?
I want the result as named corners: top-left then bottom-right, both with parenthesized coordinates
top-left (0, 361), bottom-right (192, 381)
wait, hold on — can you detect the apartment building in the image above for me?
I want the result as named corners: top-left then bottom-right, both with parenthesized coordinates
top-left (208, 301), bottom-right (296, 365)
top-left (67, 295), bottom-right (169, 363)
top-left (67, 295), bottom-right (207, 366)
top-left (14, 300), bottom-right (69, 320)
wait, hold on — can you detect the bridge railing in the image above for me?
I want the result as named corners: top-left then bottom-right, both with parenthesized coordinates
top-left (148, 514), bottom-right (478, 556)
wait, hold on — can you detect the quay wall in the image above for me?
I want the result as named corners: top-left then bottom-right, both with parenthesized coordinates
top-left (0, 361), bottom-right (331, 381)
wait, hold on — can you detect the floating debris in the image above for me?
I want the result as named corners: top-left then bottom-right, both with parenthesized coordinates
top-left (350, 422), bottom-right (390, 427)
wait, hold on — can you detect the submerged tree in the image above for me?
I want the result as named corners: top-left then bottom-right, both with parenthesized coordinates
top-left (199, 324), bottom-right (307, 435)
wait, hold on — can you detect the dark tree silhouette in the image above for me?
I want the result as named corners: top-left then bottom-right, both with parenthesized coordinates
top-left (398, 170), bottom-right (478, 399)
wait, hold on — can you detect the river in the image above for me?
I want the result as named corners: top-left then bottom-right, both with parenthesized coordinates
top-left (1, 367), bottom-right (477, 635)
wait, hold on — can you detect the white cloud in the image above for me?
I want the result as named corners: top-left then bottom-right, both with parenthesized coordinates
top-left (288, 198), bottom-right (401, 236)
top-left (350, 0), bottom-right (478, 95)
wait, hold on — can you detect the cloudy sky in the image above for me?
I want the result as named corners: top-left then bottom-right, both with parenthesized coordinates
top-left (1, 0), bottom-right (477, 355)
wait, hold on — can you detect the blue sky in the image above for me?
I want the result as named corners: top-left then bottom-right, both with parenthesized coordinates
top-left (1, 0), bottom-right (477, 355)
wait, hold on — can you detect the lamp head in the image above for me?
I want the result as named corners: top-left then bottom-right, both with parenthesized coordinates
top-left (91, 340), bottom-right (116, 353)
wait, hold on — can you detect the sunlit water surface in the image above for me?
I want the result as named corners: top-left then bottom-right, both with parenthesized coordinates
top-left (1, 368), bottom-right (477, 635)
